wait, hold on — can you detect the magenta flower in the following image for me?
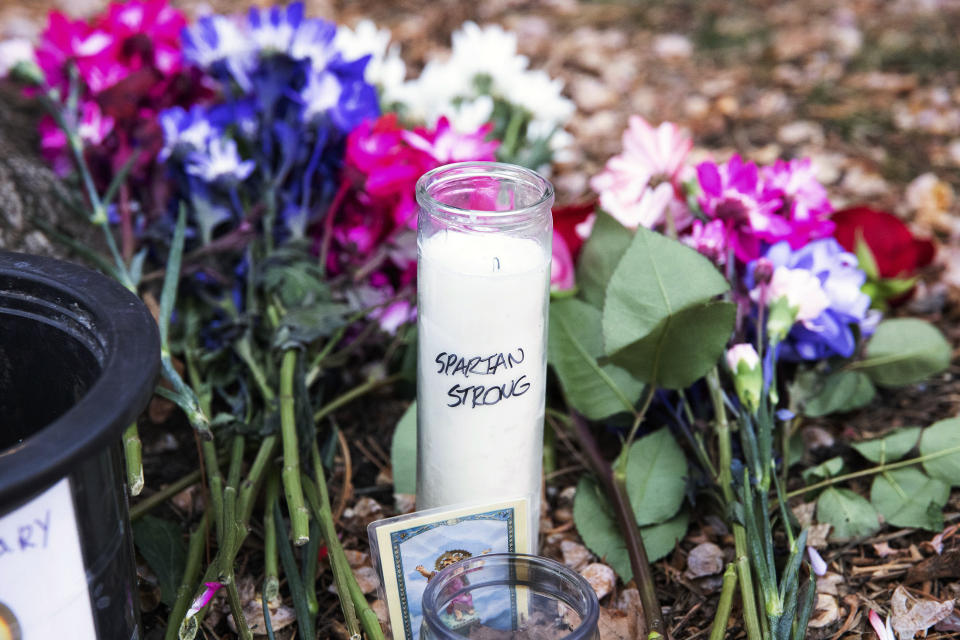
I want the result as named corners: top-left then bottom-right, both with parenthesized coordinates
top-left (96, 0), bottom-right (186, 76)
top-left (761, 158), bottom-right (834, 248)
top-left (186, 581), bottom-right (223, 619)
top-left (551, 230), bottom-right (575, 292)
top-left (36, 0), bottom-right (186, 95)
top-left (402, 116), bottom-right (498, 165)
top-left (696, 154), bottom-right (787, 262)
top-left (35, 12), bottom-right (114, 92)
top-left (39, 100), bottom-right (115, 175)
top-left (590, 116), bottom-right (692, 231)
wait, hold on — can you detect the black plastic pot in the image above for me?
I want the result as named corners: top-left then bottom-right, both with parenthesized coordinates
top-left (0, 251), bottom-right (159, 640)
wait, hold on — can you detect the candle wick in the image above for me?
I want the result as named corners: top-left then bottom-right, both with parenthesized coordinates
top-left (492, 257), bottom-right (501, 272)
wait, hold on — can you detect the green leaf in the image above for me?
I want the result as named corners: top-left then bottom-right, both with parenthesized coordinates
top-left (548, 298), bottom-right (644, 420)
top-left (575, 211), bottom-right (632, 309)
top-left (816, 487), bottom-right (880, 540)
top-left (640, 511), bottom-right (689, 563)
top-left (802, 456), bottom-right (845, 484)
top-left (604, 226), bottom-right (730, 353)
top-left (870, 468), bottom-right (949, 531)
top-left (851, 427), bottom-right (922, 464)
top-left (573, 476), bottom-right (687, 581)
top-left (274, 303), bottom-right (350, 348)
top-left (606, 301), bottom-right (736, 389)
top-left (855, 318), bottom-right (951, 386)
top-left (390, 402), bottom-right (417, 494)
top-left (919, 417), bottom-right (960, 486)
top-left (626, 429), bottom-right (687, 526)
top-left (801, 370), bottom-right (876, 417)
top-left (132, 515), bottom-right (187, 607)
top-left (602, 226), bottom-right (733, 389)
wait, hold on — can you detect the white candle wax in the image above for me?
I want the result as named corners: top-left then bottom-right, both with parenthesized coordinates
top-left (416, 229), bottom-right (550, 544)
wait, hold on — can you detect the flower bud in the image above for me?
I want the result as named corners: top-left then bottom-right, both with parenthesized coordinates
top-left (9, 59), bottom-right (44, 86)
top-left (725, 343), bottom-right (762, 411)
top-left (753, 257), bottom-right (774, 286)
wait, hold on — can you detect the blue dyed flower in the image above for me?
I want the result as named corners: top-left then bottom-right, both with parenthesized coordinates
top-left (182, 14), bottom-right (254, 88)
top-left (289, 16), bottom-right (340, 68)
top-left (247, 2), bottom-right (305, 53)
top-left (159, 105), bottom-right (217, 161)
top-left (751, 238), bottom-right (878, 360)
top-left (186, 137), bottom-right (256, 186)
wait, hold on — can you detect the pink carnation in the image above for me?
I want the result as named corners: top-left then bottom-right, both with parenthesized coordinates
top-left (590, 116), bottom-right (692, 231)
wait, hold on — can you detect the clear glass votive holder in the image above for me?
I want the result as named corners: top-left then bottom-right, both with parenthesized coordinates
top-left (420, 553), bottom-right (600, 640)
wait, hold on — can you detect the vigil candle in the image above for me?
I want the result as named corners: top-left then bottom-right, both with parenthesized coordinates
top-left (415, 162), bottom-right (553, 545)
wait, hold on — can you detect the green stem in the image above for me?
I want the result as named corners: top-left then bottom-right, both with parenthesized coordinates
top-left (129, 469), bottom-right (202, 521)
top-left (308, 445), bottom-right (384, 640)
top-left (238, 435), bottom-right (278, 526)
top-left (164, 513), bottom-right (209, 640)
top-left (618, 385), bottom-right (656, 470)
top-left (280, 349), bottom-right (310, 545)
top-left (263, 471), bottom-right (280, 603)
top-left (123, 423), bottom-right (144, 496)
top-left (786, 442), bottom-right (960, 499)
top-left (303, 518), bottom-right (321, 616)
top-left (312, 374), bottom-right (402, 424)
top-left (226, 435), bottom-right (246, 490)
top-left (220, 486), bottom-right (252, 640)
top-left (707, 368), bottom-right (763, 640)
top-left (709, 563), bottom-right (738, 640)
top-left (501, 108), bottom-right (525, 158)
top-left (202, 439), bottom-right (225, 545)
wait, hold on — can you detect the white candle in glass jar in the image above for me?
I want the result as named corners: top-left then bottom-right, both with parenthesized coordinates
top-left (415, 162), bottom-right (553, 546)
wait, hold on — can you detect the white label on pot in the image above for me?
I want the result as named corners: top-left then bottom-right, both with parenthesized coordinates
top-left (0, 477), bottom-right (97, 639)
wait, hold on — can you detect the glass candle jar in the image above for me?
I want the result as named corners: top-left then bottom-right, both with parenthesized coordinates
top-left (420, 553), bottom-right (600, 640)
top-left (415, 162), bottom-right (554, 546)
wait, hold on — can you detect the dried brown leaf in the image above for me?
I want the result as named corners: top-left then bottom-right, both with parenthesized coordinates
top-left (891, 585), bottom-right (954, 640)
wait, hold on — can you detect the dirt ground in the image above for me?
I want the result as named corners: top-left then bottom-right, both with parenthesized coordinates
top-left (4, 0), bottom-right (960, 638)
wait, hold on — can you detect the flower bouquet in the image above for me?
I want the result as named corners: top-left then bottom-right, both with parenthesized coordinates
top-left (7, 1), bottom-right (572, 637)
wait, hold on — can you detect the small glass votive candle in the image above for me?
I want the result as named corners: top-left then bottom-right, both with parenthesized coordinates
top-left (420, 553), bottom-right (600, 640)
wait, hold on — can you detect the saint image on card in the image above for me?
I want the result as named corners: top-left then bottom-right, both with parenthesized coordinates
top-left (0, 602), bottom-right (22, 640)
top-left (371, 499), bottom-right (529, 640)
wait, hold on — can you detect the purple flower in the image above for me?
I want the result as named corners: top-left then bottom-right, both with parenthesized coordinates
top-left (247, 2), bottom-right (304, 52)
top-left (807, 547), bottom-right (827, 576)
top-left (182, 14), bottom-right (253, 82)
top-left (753, 238), bottom-right (877, 360)
top-left (697, 154), bottom-right (786, 262)
top-left (185, 136), bottom-right (256, 186)
top-left (159, 105), bottom-right (216, 161)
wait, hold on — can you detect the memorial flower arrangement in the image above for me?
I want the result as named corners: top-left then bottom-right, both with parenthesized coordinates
top-left (6, 1), bottom-right (953, 639)
top-left (10, 2), bottom-right (569, 638)
top-left (546, 115), bottom-right (950, 639)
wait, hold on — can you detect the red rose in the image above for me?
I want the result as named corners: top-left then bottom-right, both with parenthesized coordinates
top-left (552, 200), bottom-right (596, 259)
top-left (832, 206), bottom-right (935, 278)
